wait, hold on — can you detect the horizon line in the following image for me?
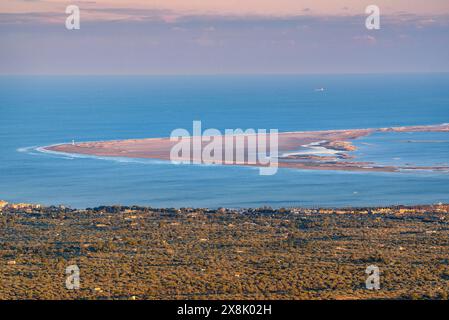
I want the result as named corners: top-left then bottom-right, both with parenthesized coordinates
top-left (1, 71), bottom-right (449, 77)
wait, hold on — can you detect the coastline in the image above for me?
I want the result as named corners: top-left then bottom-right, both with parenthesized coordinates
top-left (43, 124), bottom-right (449, 173)
top-left (2, 200), bottom-right (448, 213)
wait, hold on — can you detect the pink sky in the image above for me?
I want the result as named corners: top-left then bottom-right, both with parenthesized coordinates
top-left (1, 0), bottom-right (449, 19)
top-left (1, 0), bottom-right (449, 74)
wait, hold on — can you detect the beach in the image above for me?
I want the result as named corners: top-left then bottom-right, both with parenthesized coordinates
top-left (45, 124), bottom-right (449, 173)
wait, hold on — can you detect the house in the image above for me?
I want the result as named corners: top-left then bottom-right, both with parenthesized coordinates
top-left (0, 200), bottom-right (8, 212)
top-left (7, 203), bottom-right (42, 211)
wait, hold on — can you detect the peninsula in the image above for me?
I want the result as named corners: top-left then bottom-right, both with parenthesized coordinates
top-left (44, 124), bottom-right (449, 173)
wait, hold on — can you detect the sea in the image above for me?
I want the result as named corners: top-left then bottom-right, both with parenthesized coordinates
top-left (1, 74), bottom-right (448, 208)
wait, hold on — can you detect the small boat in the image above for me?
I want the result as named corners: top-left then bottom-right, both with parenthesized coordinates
top-left (315, 87), bottom-right (325, 92)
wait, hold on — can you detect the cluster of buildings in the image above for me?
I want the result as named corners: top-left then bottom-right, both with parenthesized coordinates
top-left (0, 200), bottom-right (42, 214)
top-left (240, 204), bottom-right (449, 215)
top-left (1, 199), bottom-right (448, 216)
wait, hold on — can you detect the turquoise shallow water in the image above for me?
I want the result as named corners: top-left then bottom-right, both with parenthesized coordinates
top-left (352, 131), bottom-right (449, 167)
top-left (0, 74), bottom-right (448, 208)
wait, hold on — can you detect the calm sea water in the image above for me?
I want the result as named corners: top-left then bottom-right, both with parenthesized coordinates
top-left (1, 74), bottom-right (448, 208)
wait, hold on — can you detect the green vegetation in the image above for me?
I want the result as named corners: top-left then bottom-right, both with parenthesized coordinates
top-left (1, 204), bottom-right (448, 300)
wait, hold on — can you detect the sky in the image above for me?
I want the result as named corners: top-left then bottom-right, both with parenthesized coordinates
top-left (1, 0), bottom-right (449, 74)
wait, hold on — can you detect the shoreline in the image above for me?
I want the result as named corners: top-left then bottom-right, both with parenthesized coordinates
top-left (42, 123), bottom-right (449, 173)
top-left (2, 200), bottom-right (448, 212)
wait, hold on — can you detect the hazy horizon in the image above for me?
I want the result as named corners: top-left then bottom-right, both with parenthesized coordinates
top-left (2, 72), bottom-right (449, 76)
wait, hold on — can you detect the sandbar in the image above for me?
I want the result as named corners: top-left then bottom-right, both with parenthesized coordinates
top-left (44, 124), bottom-right (449, 173)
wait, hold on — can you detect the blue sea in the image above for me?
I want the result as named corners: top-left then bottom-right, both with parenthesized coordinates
top-left (1, 74), bottom-right (448, 208)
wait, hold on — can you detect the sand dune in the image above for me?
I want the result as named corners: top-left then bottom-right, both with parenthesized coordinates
top-left (45, 124), bottom-right (449, 173)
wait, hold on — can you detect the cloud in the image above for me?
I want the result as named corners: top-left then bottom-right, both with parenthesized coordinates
top-left (1, 3), bottom-right (449, 30)
top-left (1, 8), bottom-right (448, 74)
top-left (353, 34), bottom-right (377, 45)
top-left (6, 0), bottom-right (449, 16)
top-left (0, 12), bottom-right (63, 24)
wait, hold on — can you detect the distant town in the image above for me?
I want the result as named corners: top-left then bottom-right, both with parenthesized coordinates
top-left (1, 199), bottom-right (448, 216)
